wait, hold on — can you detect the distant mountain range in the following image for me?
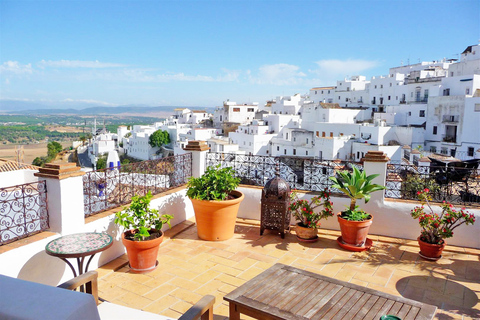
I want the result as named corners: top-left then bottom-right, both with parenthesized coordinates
top-left (0, 99), bottom-right (213, 115)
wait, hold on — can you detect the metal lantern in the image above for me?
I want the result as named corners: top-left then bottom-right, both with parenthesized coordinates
top-left (260, 168), bottom-right (291, 238)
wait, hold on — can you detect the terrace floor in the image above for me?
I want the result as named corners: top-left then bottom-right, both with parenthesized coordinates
top-left (96, 218), bottom-right (480, 320)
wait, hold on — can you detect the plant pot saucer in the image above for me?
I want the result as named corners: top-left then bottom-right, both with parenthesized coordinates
top-left (128, 260), bottom-right (159, 273)
top-left (337, 237), bottom-right (373, 252)
top-left (418, 252), bottom-right (442, 261)
top-left (297, 235), bottom-right (318, 243)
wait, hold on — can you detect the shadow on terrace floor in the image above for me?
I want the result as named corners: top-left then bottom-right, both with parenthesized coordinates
top-left (96, 218), bottom-right (480, 320)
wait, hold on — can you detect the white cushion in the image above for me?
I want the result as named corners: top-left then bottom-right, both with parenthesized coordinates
top-left (97, 302), bottom-right (176, 320)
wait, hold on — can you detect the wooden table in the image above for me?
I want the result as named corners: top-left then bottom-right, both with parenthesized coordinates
top-left (224, 263), bottom-right (437, 320)
top-left (45, 232), bottom-right (113, 277)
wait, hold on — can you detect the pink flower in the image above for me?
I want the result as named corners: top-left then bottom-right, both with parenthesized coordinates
top-left (424, 188), bottom-right (429, 193)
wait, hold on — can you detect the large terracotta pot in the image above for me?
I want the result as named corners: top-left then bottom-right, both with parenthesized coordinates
top-left (418, 237), bottom-right (445, 260)
top-left (295, 223), bottom-right (318, 242)
top-left (337, 213), bottom-right (373, 247)
top-left (190, 190), bottom-right (244, 241)
top-left (122, 229), bottom-right (164, 273)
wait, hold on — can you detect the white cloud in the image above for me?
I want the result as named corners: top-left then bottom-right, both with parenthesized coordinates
top-left (38, 60), bottom-right (127, 68)
top-left (250, 63), bottom-right (306, 85)
top-left (4, 78), bottom-right (10, 85)
top-left (0, 61), bottom-right (33, 74)
top-left (311, 59), bottom-right (379, 77)
top-left (62, 98), bottom-right (116, 106)
top-left (217, 68), bottom-right (240, 82)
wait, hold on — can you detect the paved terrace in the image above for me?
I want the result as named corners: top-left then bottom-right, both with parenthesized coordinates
top-left (96, 218), bottom-right (480, 320)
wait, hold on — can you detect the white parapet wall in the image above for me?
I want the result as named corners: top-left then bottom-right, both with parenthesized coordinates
top-left (0, 187), bottom-right (194, 286)
top-left (237, 185), bottom-right (480, 249)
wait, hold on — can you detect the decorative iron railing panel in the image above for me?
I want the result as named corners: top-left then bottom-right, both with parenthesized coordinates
top-left (386, 162), bottom-right (480, 206)
top-left (83, 153), bottom-right (192, 216)
top-left (0, 180), bottom-right (48, 245)
top-left (205, 152), bottom-right (362, 193)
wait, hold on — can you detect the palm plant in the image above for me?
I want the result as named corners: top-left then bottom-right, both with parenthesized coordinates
top-left (330, 167), bottom-right (386, 220)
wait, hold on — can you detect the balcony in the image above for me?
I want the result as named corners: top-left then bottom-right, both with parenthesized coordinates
top-left (442, 135), bottom-right (457, 143)
top-left (1, 151), bottom-right (479, 319)
top-left (442, 115), bottom-right (459, 123)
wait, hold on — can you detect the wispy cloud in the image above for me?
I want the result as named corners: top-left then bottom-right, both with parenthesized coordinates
top-left (249, 63), bottom-right (306, 85)
top-left (38, 60), bottom-right (127, 68)
top-left (62, 98), bottom-right (116, 106)
top-left (0, 61), bottom-right (33, 74)
top-left (311, 59), bottom-right (379, 77)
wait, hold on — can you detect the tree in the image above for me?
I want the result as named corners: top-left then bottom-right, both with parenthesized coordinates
top-left (149, 130), bottom-right (170, 148)
top-left (96, 156), bottom-right (107, 170)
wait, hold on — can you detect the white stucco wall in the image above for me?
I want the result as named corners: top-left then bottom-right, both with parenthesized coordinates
top-left (237, 186), bottom-right (480, 249)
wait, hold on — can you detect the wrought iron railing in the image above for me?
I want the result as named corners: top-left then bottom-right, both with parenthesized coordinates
top-left (83, 153), bottom-right (192, 216)
top-left (0, 180), bottom-right (48, 245)
top-left (205, 152), bottom-right (363, 193)
top-left (385, 162), bottom-right (480, 206)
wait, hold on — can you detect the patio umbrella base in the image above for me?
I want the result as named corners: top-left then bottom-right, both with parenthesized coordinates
top-left (337, 236), bottom-right (373, 252)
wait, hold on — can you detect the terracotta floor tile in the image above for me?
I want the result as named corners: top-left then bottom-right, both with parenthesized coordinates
top-left (143, 283), bottom-right (178, 301)
top-left (94, 219), bottom-right (479, 319)
top-left (169, 288), bottom-right (202, 305)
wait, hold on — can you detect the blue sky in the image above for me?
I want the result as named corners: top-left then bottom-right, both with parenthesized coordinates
top-left (1, 0), bottom-right (479, 108)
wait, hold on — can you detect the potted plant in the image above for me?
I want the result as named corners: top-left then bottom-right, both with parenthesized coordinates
top-left (115, 191), bottom-right (173, 273)
top-left (411, 188), bottom-right (475, 260)
top-left (330, 167), bottom-right (386, 250)
top-left (187, 165), bottom-right (243, 241)
top-left (289, 189), bottom-right (333, 242)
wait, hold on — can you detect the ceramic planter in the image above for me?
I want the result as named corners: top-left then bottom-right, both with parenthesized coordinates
top-left (295, 223), bottom-right (318, 242)
top-left (337, 213), bottom-right (373, 247)
top-left (122, 229), bottom-right (164, 273)
top-left (190, 190), bottom-right (244, 241)
top-left (418, 237), bottom-right (445, 260)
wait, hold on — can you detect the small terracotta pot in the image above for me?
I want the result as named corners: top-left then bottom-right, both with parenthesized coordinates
top-left (122, 229), bottom-right (164, 273)
top-left (418, 237), bottom-right (445, 260)
top-left (337, 213), bottom-right (373, 247)
top-left (190, 190), bottom-right (244, 241)
top-left (295, 223), bottom-right (318, 241)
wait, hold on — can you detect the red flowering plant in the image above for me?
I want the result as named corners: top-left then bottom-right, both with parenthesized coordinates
top-left (289, 189), bottom-right (334, 229)
top-left (411, 188), bottom-right (476, 244)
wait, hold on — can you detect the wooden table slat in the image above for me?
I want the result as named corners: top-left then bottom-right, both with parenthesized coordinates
top-left (353, 295), bottom-right (380, 320)
top-left (317, 288), bottom-right (358, 319)
top-left (225, 264), bottom-right (284, 301)
top-left (341, 293), bottom-right (372, 319)
top-left (289, 280), bottom-right (329, 315)
top-left (387, 301), bottom-right (404, 316)
top-left (272, 273), bottom-right (315, 310)
top-left (256, 271), bottom-right (301, 305)
top-left (309, 286), bottom-right (351, 319)
top-left (302, 284), bottom-right (344, 318)
top-left (404, 306), bottom-right (421, 320)
top-left (363, 297), bottom-right (387, 319)
top-left (242, 268), bottom-right (289, 300)
top-left (282, 279), bottom-right (324, 312)
top-left (295, 282), bottom-right (338, 316)
top-left (396, 304), bottom-right (413, 319)
top-left (374, 299), bottom-right (395, 320)
top-left (330, 290), bottom-right (365, 320)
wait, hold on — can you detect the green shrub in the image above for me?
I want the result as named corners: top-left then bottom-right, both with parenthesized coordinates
top-left (187, 165), bottom-right (240, 201)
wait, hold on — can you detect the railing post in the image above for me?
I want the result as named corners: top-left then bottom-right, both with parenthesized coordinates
top-left (34, 163), bottom-right (85, 234)
top-left (183, 141), bottom-right (210, 178)
top-left (363, 151), bottom-right (389, 204)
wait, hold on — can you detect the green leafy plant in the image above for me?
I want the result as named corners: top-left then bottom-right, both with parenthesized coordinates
top-left (329, 167), bottom-right (386, 221)
top-left (149, 129), bottom-right (171, 148)
top-left (289, 189), bottom-right (333, 229)
top-left (187, 165), bottom-right (240, 201)
top-left (115, 191), bottom-right (173, 240)
top-left (411, 189), bottom-right (475, 244)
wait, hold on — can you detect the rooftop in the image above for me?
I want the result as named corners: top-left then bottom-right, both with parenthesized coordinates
top-left (96, 218), bottom-right (480, 319)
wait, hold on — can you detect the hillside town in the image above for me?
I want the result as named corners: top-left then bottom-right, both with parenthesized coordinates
top-left (81, 43), bottom-right (480, 169)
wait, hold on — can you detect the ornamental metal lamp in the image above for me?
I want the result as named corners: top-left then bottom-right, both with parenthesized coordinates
top-left (260, 166), bottom-right (291, 238)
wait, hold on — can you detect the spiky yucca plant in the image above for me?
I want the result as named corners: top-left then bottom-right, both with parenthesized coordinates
top-left (329, 167), bottom-right (386, 221)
